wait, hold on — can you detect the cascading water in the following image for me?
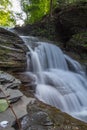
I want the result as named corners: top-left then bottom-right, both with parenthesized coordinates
top-left (21, 36), bottom-right (87, 122)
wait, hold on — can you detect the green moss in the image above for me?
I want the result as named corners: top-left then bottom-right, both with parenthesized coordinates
top-left (27, 100), bottom-right (87, 130)
top-left (72, 32), bottom-right (87, 47)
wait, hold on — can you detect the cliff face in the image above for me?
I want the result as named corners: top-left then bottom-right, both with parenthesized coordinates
top-left (0, 28), bottom-right (28, 72)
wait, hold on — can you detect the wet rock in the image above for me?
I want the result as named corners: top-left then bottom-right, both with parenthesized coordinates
top-left (25, 99), bottom-right (87, 130)
top-left (20, 115), bottom-right (30, 130)
top-left (12, 114), bottom-right (30, 130)
top-left (31, 111), bottom-right (53, 126)
top-left (0, 71), bottom-right (35, 130)
top-left (0, 71), bottom-right (21, 89)
top-left (15, 72), bottom-right (37, 97)
top-left (7, 89), bottom-right (23, 103)
top-left (0, 88), bottom-right (10, 99)
top-left (0, 96), bottom-right (35, 130)
top-left (15, 72), bottom-right (37, 87)
top-left (0, 109), bottom-right (16, 127)
top-left (11, 97), bottom-right (35, 130)
top-left (13, 96), bottom-right (35, 118)
top-left (0, 27), bottom-right (28, 72)
top-left (0, 71), bottom-right (22, 103)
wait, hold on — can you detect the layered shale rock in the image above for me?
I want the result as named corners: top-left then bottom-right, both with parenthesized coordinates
top-left (0, 27), bottom-right (28, 72)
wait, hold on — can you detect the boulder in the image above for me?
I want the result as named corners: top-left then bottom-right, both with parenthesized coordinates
top-left (14, 72), bottom-right (37, 97)
top-left (15, 72), bottom-right (37, 87)
top-left (0, 27), bottom-right (28, 72)
top-left (13, 99), bottom-right (87, 130)
top-left (0, 71), bottom-right (21, 89)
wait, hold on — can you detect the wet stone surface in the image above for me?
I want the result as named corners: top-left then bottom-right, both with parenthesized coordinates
top-left (0, 71), bottom-right (35, 130)
top-left (1, 71), bottom-right (87, 130)
top-left (13, 99), bottom-right (87, 130)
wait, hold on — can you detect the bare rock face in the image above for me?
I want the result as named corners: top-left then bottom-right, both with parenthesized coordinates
top-left (0, 27), bottom-right (28, 72)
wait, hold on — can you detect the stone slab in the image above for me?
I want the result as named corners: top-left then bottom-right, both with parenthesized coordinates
top-left (0, 95), bottom-right (35, 129)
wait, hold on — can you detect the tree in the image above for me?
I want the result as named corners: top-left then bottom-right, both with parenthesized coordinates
top-left (21, 0), bottom-right (49, 23)
top-left (22, 0), bottom-right (82, 24)
top-left (50, 0), bottom-right (53, 17)
top-left (21, 0), bottom-right (57, 24)
top-left (0, 0), bottom-right (15, 26)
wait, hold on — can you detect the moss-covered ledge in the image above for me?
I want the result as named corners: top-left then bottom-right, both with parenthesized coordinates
top-left (24, 99), bottom-right (87, 130)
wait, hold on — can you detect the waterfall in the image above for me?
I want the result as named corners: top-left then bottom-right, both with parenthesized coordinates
top-left (35, 42), bottom-right (68, 70)
top-left (21, 36), bottom-right (87, 122)
top-left (64, 55), bottom-right (86, 76)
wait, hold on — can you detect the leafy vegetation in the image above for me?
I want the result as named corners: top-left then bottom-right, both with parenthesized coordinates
top-left (21, 0), bottom-right (87, 24)
top-left (72, 32), bottom-right (87, 47)
top-left (21, 0), bottom-right (57, 23)
top-left (0, 99), bottom-right (9, 112)
top-left (0, 0), bottom-right (15, 26)
top-left (0, 0), bottom-right (87, 26)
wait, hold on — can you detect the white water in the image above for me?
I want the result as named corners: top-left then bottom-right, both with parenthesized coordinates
top-left (22, 36), bottom-right (87, 122)
top-left (35, 43), bottom-right (68, 70)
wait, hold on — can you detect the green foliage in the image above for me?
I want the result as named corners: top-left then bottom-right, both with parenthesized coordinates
top-left (0, 99), bottom-right (9, 112)
top-left (21, 0), bottom-right (87, 24)
top-left (0, 0), bottom-right (11, 8)
top-left (72, 32), bottom-right (87, 47)
top-left (0, 11), bottom-right (15, 26)
top-left (21, 0), bottom-right (57, 24)
top-left (0, 0), bottom-right (15, 26)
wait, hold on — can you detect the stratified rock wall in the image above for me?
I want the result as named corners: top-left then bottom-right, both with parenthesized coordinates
top-left (0, 28), bottom-right (28, 72)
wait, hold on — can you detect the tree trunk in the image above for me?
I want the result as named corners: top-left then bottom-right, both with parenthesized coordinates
top-left (50, 0), bottom-right (53, 17)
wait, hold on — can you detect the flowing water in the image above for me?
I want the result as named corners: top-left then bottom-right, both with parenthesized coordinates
top-left (21, 36), bottom-right (87, 122)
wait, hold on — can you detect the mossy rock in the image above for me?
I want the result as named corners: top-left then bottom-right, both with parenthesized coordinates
top-left (0, 27), bottom-right (28, 72)
top-left (66, 32), bottom-right (87, 59)
top-left (26, 99), bottom-right (87, 130)
top-left (56, 1), bottom-right (87, 42)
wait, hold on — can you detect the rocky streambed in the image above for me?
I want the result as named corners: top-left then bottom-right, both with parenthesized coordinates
top-left (0, 27), bottom-right (87, 130)
top-left (0, 71), bottom-right (87, 130)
